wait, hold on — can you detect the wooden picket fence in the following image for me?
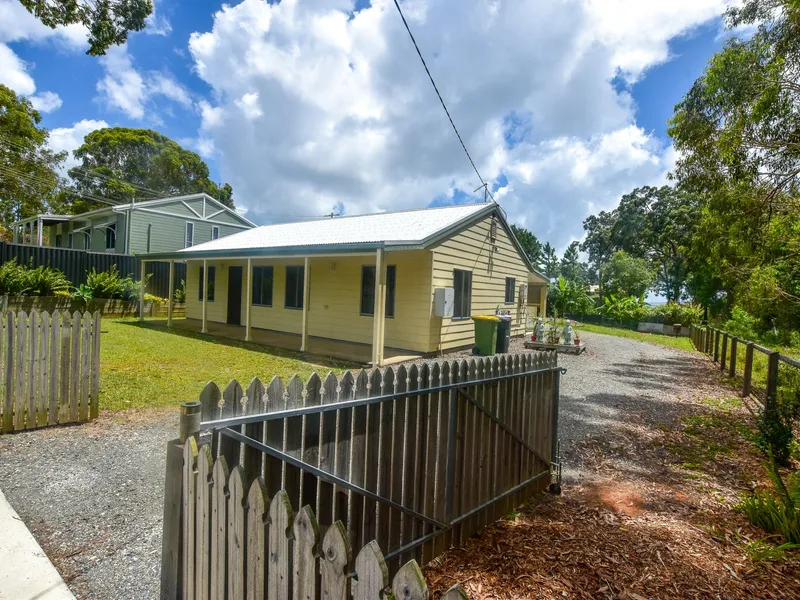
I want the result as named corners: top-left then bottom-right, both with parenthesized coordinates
top-left (0, 310), bottom-right (101, 433)
top-left (689, 323), bottom-right (800, 409)
top-left (161, 352), bottom-right (562, 599)
top-left (171, 435), bottom-right (470, 600)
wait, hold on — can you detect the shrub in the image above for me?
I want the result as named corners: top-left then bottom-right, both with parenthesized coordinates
top-left (739, 456), bottom-right (800, 544)
top-left (0, 259), bottom-right (71, 296)
top-left (144, 293), bottom-right (167, 303)
top-left (654, 302), bottom-right (703, 326)
top-left (598, 294), bottom-right (650, 322)
top-left (725, 306), bottom-right (760, 341)
top-left (85, 265), bottom-right (148, 301)
top-left (174, 280), bottom-right (186, 303)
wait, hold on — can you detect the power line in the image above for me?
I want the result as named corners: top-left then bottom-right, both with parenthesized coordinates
top-left (391, 0), bottom-right (495, 203)
top-left (0, 132), bottom-right (166, 200)
top-left (0, 164), bottom-right (123, 208)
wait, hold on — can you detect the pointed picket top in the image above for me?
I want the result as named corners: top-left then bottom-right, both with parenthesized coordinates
top-left (293, 505), bottom-right (320, 600)
top-left (391, 559), bottom-right (428, 600)
top-left (354, 370), bottom-right (370, 399)
top-left (222, 379), bottom-right (243, 418)
top-left (320, 521), bottom-right (351, 600)
top-left (441, 584), bottom-right (469, 600)
top-left (418, 362), bottom-right (430, 388)
top-left (458, 359), bottom-right (468, 382)
top-left (246, 477), bottom-right (270, 600)
top-left (430, 362), bottom-right (441, 388)
top-left (440, 360), bottom-right (450, 384)
top-left (513, 354), bottom-right (521, 374)
top-left (267, 375), bottom-right (287, 410)
top-left (491, 355), bottom-right (500, 377)
top-left (268, 490), bottom-right (294, 599)
top-left (270, 489), bottom-right (295, 535)
top-left (468, 358), bottom-right (477, 381)
top-left (407, 364), bottom-right (419, 393)
top-left (72, 310), bottom-right (82, 321)
top-left (305, 372), bottom-right (322, 407)
top-left (382, 367), bottom-right (395, 396)
top-left (294, 505), bottom-right (319, 546)
top-left (286, 374), bottom-right (305, 408)
top-left (198, 381), bottom-right (222, 421)
top-left (395, 365), bottom-right (408, 393)
top-left (352, 540), bottom-right (389, 600)
top-left (246, 377), bottom-right (265, 414)
top-left (183, 435), bottom-right (199, 469)
top-left (322, 371), bottom-right (339, 405)
top-left (338, 370), bottom-right (355, 401)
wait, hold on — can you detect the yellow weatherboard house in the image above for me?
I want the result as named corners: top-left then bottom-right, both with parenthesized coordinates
top-left (145, 203), bottom-right (549, 366)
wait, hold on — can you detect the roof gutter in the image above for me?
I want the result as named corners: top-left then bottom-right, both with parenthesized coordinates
top-left (144, 241), bottom-right (395, 261)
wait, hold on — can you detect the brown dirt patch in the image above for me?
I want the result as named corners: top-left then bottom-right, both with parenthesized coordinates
top-left (424, 357), bottom-right (800, 599)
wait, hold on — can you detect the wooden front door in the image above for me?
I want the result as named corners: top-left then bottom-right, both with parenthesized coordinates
top-left (227, 266), bottom-right (243, 325)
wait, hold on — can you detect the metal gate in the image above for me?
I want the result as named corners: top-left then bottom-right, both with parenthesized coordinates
top-left (161, 352), bottom-right (564, 597)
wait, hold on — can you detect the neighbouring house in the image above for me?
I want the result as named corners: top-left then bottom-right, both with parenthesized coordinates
top-left (10, 193), bottom-right (255, 254)
top-left (145, 203), bottom-right (549, 365)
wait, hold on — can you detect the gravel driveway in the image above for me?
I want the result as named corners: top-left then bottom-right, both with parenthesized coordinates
top-left (0, 330), bottom-right (708, 599)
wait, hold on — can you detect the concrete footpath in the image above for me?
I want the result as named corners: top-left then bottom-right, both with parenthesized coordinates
top-left (0, 489), bottom-right (75, 600)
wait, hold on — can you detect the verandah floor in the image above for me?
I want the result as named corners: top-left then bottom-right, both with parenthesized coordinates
top-left (145, 317), bottom-right (423, 365)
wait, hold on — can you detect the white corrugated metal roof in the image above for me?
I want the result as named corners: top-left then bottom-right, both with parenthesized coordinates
top-left (177, 203), bottom-right (492, 253)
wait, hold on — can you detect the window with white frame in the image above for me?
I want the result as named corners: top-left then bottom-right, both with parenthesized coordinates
top-left (185, 222), bottom-right (194, 248)
top-left (105, 224), bottom-right (116, 250)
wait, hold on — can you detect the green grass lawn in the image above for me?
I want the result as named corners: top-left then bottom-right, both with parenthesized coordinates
top-left (575, 322), bottom-right (695, 351)
top-left (99, 319), bottom-right (359, 411)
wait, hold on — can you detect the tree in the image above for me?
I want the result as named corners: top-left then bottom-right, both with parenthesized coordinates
top-left (580, 186), bottom-right (698, 302)
top-left (559, 241), bottom-right (586, 283)
top-left (668, 0), bottom-right (800, 331)
top-left (548, 275), bottom-right (594, 317)
top-left (601, 251), bottom-right (654, 298)
top-left (0, 84), bottom-right (65, 227)
top-left (68, 128), bottom-right (235, 212)
top-left (19, 0), bottom-right (153, 56)
top-left (541, 242), bottom-right (559, 280)
top-left (510, 224), bottom-right (542, 267)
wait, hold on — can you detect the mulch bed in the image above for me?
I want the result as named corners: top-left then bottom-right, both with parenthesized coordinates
top-left (424, 382), bottom-right (800, 599)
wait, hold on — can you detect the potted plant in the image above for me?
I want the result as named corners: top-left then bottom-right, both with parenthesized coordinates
top-left (573, 333), bottom-right (581, 345)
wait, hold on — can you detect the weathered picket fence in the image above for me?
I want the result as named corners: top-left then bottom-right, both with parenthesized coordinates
top-left (161, 352), bottom-right (562, 599)
top-left (689, 323), bottom-right (800, 409)
top-left (169, 436), bottom-right (470, 600)
top-left (0, 310), bottom-right (101, 433)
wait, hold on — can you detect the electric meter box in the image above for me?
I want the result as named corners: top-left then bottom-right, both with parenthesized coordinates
top-left (434, 287), bottom-right (454, 318)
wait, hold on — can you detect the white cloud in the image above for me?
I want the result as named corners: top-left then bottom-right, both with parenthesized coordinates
top-left (97, 45), bottom-right (192, 119)
top-left (0, 0), bottom-right (85, 97)
top-left (29, 90), bottom-right (62, 113)
top-left (49, 118), bottom-right (109, 170)
top-left (187, 0), bottom-right (731, 249)
top-left (145, 0), bottom-right (172, 36)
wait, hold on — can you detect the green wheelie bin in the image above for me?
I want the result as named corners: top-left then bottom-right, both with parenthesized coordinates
top-left (471, 315), bottom-right (500, 355)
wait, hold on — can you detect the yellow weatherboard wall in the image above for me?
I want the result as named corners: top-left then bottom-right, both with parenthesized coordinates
top-left (185, 251), bottom-right (433, 352)
top-left (430, 214), bottom-right (531, 351)
top-left (182, 209), bottom-right (536, 356)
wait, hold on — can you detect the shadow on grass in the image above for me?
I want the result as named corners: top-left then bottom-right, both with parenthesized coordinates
top-left (117, 320), bottom-right (361, 372)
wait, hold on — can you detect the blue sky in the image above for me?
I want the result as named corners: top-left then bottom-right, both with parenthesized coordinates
top-left (0, 0), bottom-right (737, 249)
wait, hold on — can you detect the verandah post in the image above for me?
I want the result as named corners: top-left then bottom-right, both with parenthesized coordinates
top-left (167, 260), bottom-right (175, 327)
top-left (139, 260), bottom-right (146, 322)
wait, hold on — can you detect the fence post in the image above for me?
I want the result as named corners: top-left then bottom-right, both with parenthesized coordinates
top-left (742, 342), bottom-right (754, 397)
top-left (720, 333), bottom-right (728, 371)
top-left (729, 337), bottom-right (737, 378)
top-left (713, 329), bottom-right (720, 363)
top-left (766, 351), bottom-right (780, 411)
top-left (180, 401), bottom-right (201, 443)
top-left (160, 437), bottom-right (184, 600)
